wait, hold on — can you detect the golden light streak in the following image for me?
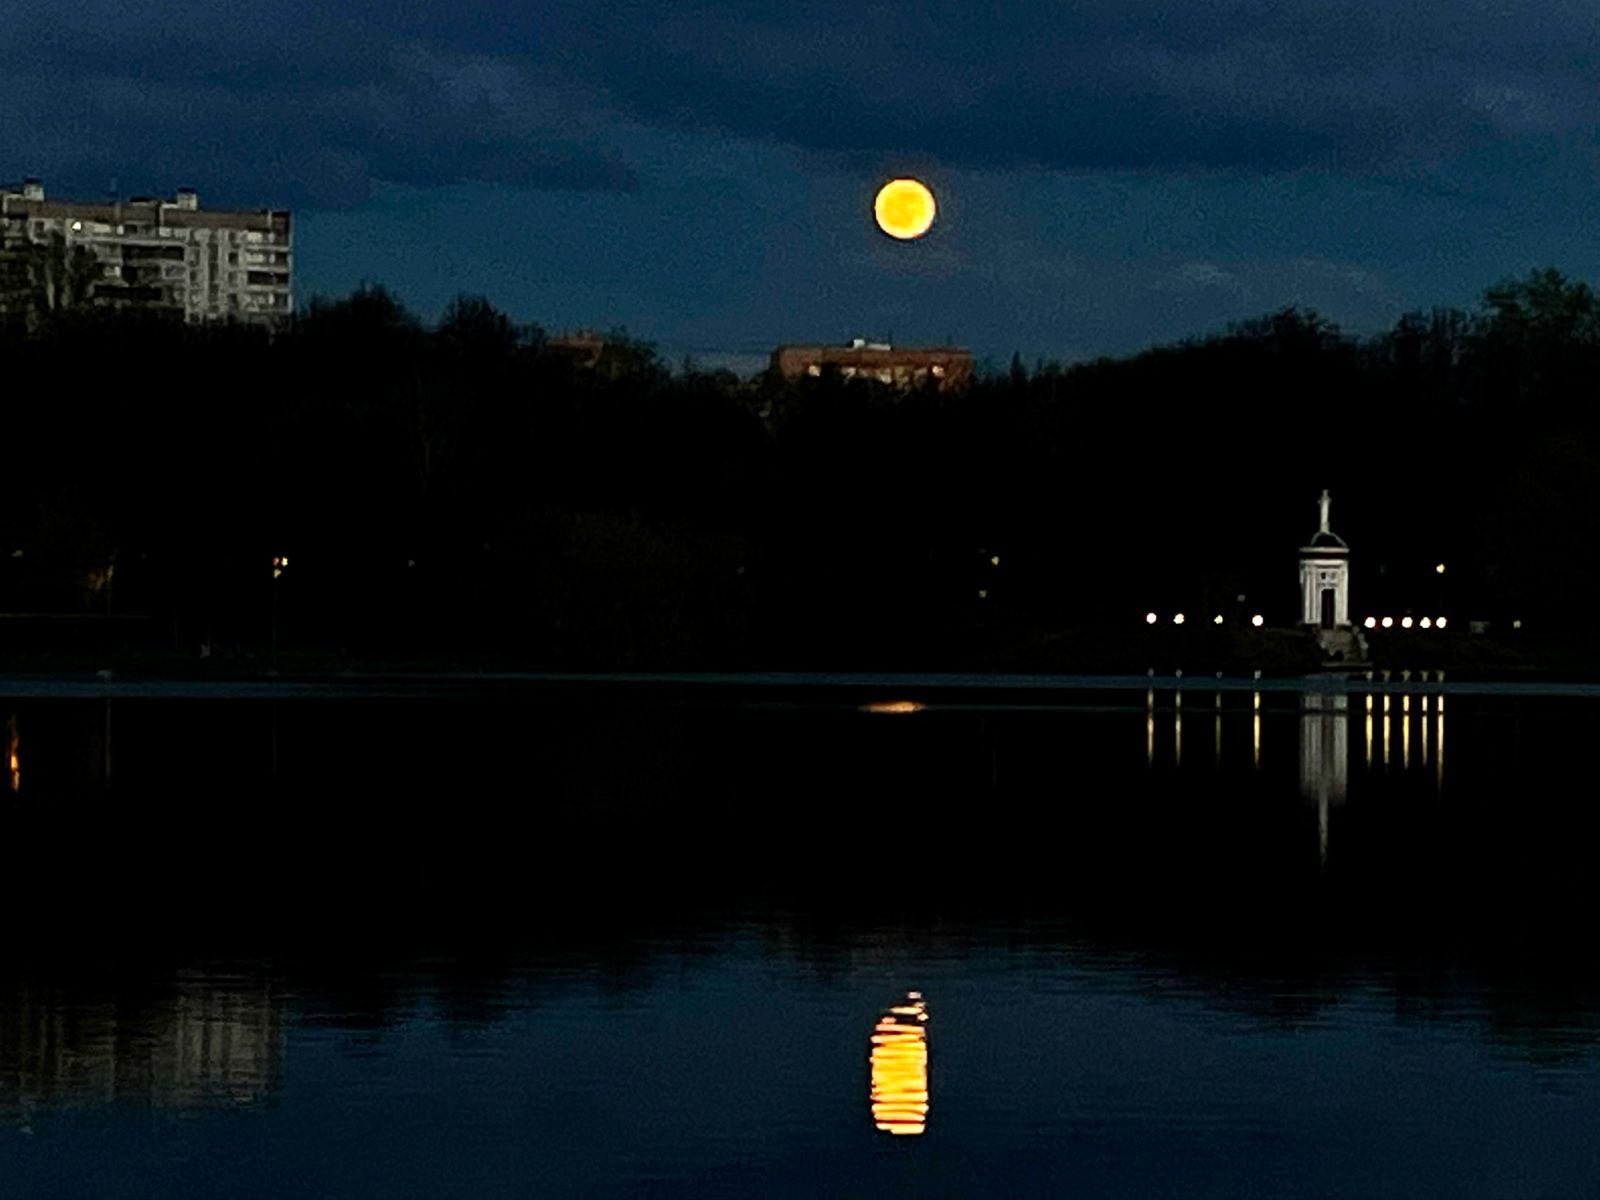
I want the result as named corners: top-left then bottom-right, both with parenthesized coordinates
top-left (1252, 704), bottom-right (1261, 768)
top-left (1382, 694), bottom-right (1391, 766)
top-left (5, 714), bottom-right (17, 793)
top-left (873, 178), bottom-right (937, 240)
top-left (870, 992), bottom-right (928, 1136)
top-left (1436, 695), bottom-right (1445, 790)
top-left (862, 701), bottom-right (925, 715)
top-left (1146, 688), bottom-right (1155, 766)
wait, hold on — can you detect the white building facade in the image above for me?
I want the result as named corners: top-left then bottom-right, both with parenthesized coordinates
top-left (1299, 489), bottom-right (1350, 631)
top-left (1, 179), bottom-right (291, 325)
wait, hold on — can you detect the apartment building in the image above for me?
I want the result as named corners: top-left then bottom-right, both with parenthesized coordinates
top-left (0, 179), bottom-right (292, 324)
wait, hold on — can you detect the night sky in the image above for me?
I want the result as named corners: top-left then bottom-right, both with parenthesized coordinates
top-left (8, 0), bottom-right (1600, 368)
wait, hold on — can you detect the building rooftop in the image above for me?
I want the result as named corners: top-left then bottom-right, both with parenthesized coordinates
top-left (1, 181), bottom-right (287, 232)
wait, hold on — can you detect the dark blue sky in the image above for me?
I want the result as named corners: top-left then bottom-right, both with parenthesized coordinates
top-left (8, 0), bottom-right (1599, 367)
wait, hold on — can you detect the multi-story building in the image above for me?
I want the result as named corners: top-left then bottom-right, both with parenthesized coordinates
top-left (770, 338), bottom-right (973, 391)
top-left (0, 179), bottom-right (292, 324)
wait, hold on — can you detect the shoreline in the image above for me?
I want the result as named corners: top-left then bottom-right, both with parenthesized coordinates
top-left (3, 667), bottom-right (1600, 700)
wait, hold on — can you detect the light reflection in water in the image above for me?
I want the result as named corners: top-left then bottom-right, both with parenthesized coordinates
top-left (1436, 695), bottom-right (1445, 788)
top-left (861, 701), bottom-right (925, 715)
top-left (870, 992), bottom-right (928, 1136)
top-left (1252, 691), bottom-right (1261, 769)
top-left (1213, 693), bottom-right (1222, 766)
top-left (0, 976), bottom-right (283, 1113)
top-left (5, 714), bottom-right (17, 793)
top-left (1146, 688), bottom-right (1155, 766)
top-left (1174, 690), bottom-right (1183, 767)
top-left (1300, 694), bottom-right (1348, 867)
top-left (1382, 695), bottom-right (1391, 766)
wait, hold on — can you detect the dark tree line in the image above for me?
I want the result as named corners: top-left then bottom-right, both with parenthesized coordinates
top-left (1, 269), bottom-right (1597, 669)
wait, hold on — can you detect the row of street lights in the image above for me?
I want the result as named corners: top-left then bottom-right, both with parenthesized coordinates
top-left (1146, 612), bottom-right (1265, 628)
top-left (1145, 614), bottom-right (1459, 633)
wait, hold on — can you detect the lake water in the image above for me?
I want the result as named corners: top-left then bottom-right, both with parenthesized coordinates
top-left (2, 680), bottom-right (1599, 1197)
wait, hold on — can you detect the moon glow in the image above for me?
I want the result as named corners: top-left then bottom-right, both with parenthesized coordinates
top-left (874, 178), bottom-right (936, 240)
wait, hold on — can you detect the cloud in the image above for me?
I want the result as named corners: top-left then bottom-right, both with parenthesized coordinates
top-left (1165, 262), bottom-right (1252, 299)
top-left (0, 9), bottom-right (637, 209)
top-left (5, 0), bottom-right (1600, 210)
top-left (552, 0), bottom-right (1600, 184)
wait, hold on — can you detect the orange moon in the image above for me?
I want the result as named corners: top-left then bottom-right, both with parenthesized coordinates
top-left (874, 178), bottom-right (936, 240)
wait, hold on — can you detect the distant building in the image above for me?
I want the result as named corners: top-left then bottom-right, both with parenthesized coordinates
top-left (771, 339), bottom-right (972, 390)
top-left (0, 178), bottom-right (292, 324)
top-left (547, 329), bottom-right (608, 368)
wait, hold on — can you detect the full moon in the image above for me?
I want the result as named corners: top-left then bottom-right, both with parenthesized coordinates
top-left (874, 178), bottom-right (936, 240)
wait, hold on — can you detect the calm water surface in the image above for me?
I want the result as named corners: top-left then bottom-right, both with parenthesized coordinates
top-left (2, 682), bottom-right (1599, 1197)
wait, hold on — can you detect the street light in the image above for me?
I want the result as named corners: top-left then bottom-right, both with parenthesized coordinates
top-left (1145, 612), bottom-right (1158, 625)
top-left (1250, 614), bottom-right (1264, 627)
top-left (1173, 613), bottom-right (1186, 625)
top-left (1435, 563), bottom-right (1446, 575)
top-left (1363, 616), bottom-right (1377, 629)
top-left (1401, 616), bottom-right (1414, 629)
top-left (1381, 617), bottom-right (1394, 629)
